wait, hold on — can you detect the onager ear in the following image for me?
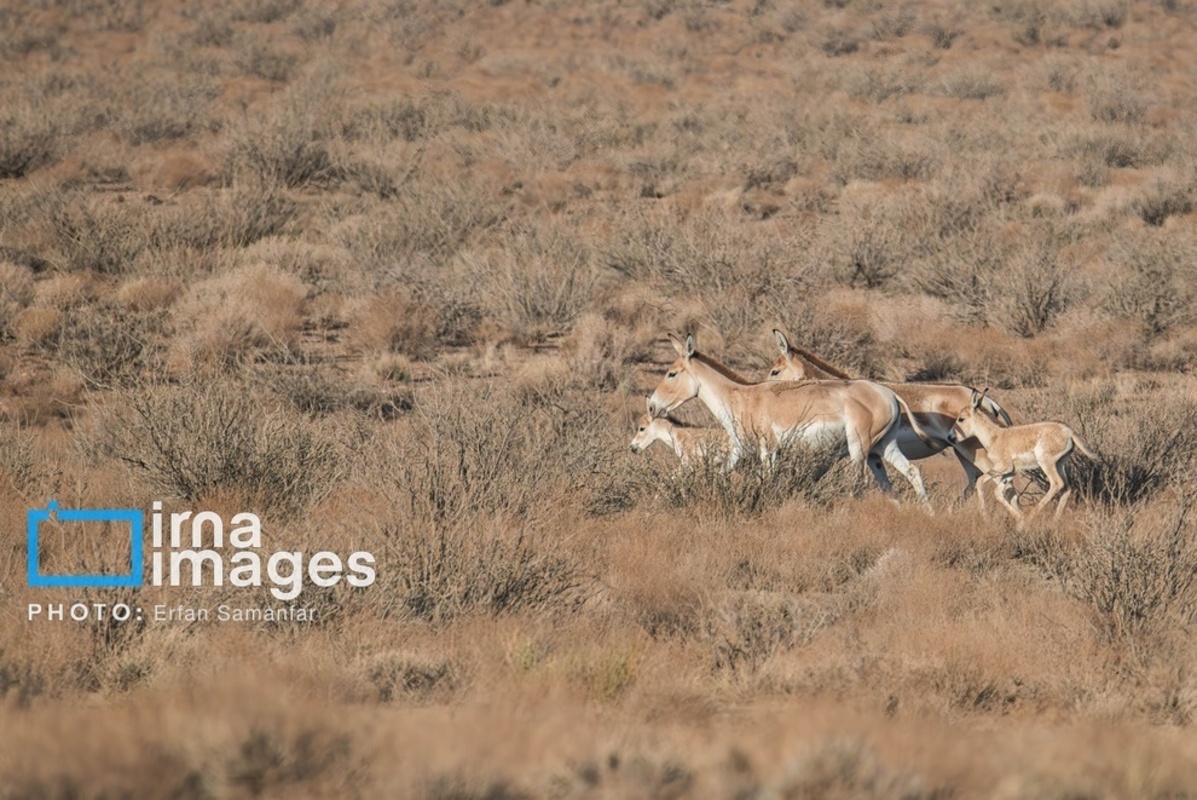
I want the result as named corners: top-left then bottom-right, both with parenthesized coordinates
top-left (668, 333), bottom-right (687, 357)
top-left (644, 395), bottom-right (652, 413)
top-left (684, 333), bottom-right (696, 358)
top-left (773, 329), bottom-right (791, 356)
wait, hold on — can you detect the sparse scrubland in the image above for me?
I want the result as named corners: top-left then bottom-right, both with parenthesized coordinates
top-left (5, 0), bottom-right (1197, 796)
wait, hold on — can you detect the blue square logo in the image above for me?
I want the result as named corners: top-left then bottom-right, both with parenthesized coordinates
top-left (27, 501), bottom-right (144, 588)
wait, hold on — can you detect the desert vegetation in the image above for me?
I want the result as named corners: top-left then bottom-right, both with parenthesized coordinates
top-left (4, 0), bottom-right (1197, 796)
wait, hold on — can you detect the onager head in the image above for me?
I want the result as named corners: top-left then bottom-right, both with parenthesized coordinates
top-left (647, 333), bottom-right (702, 418)
top-left (947, 389), bottom-right (991, 445)
top-left (767, 329), bottom-right (809, 381)
top-left (766, 329), bottom-right (853, 382)
top-left (630, 413), bottom-right (674, 454)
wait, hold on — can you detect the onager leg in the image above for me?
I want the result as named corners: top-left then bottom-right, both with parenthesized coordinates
top-left (954, 449), bottom-right (986, 511)
top-left (880, 438), bottom-right (929, 505)
top-left (994, 475), bottom-right (1023, 520)
top-left (1029, 455), bottom-right (1068, 520)
top-left (867, 452), bottom-right (895, 494)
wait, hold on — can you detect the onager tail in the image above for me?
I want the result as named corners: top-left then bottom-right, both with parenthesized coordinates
top-left (895, 394), bottom-right (936, 447)
top-left (1072, 432), bottom-right (1097, 460)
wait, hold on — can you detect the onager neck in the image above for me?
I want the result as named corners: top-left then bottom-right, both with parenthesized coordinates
top-left (689, 354), bottom-right (742, 438)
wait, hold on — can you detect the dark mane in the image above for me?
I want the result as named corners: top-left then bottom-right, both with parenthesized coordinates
top-left (692, 351), bottom-right (753, 385)
top-left (663, 414), bottom-right (693, 428)
top-left (787, 343), bottom-right (854, 380)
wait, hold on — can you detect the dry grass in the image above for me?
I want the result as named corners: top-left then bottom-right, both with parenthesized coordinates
top-left (5, 0), bottom-right (1197, 794)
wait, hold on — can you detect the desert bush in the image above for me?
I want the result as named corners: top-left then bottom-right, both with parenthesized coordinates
top-left (843, 66), bottom-right (923, 104)
top-left (934, 67), bottom-right (1005, 101)
top-left (773, 738), bottom-right (942, 799)
top-left (32, 301), bottom-right (168, 389)
top-left (374, 380), bottom-right (612, 525)
top-left (259, 365), bottom-right (413, 419)
top-left (994, 247), bottom-right (1074, 338)
top-left (1087, 68), bottom-right (1149, 124)
top-left (233, 31), bottom-right (300, 82)
top-left (232, 0), bottom-right (303, 24)
top-left (168, 263), bottom-right (307, 370)
top-left (640, 438), bottom-right (860, 518)
top-left (95, 380), bottom-right (345, 517)
top-left (1101, 232), bottom-right (1197, 338)
top-left (117, 75), bottom-right (219, 145)
top-left (831, 130), bottom-right (939, 183)
top-left (0, 262), bottom-right (34, 341)
top-left (362, 652), bottom-right (460, 704)
top-left (1132, 178), bottom-right (1194, 227)
top-left (921, 16), bottom-right (962, 48)
top-left (228, 84), bottom-right (343, 187)
top-left (56, 0), bottom-right (148, 32)
top-left (1051, 501), bottom-right (1197, 647)
top-left (476, 228), bottom-right (600, 342)
top-left (0, 648), bottom-right (45, 708)
top-left (0, 101), bottom-right (60, 179)
top-left (912, 231), bottom-right (1006, 326)
top-left (44, 192), bottom-right (147, 275)
top-left (338, 176), bottom-right (506, 276)
top-left (377, 513), bottom-right (589, 624)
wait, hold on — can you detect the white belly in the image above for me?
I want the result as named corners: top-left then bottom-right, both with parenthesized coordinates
top-left (780, 419), bottom-right (846, 448)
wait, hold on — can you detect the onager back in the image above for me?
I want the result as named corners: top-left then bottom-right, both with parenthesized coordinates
top-left (630, 412), bottom-right (728, 466)
top-left (948, 390), bottom-right (1096, 521)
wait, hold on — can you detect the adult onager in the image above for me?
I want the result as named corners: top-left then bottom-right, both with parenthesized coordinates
top-left (630, 409), bottom-right (728, 466)
top-left (767, 329), bottom-right (1016, 505)
top-left (648, 333), bottom-right (934, 504)
top-left (947, 390), bottom-right (1095, 521)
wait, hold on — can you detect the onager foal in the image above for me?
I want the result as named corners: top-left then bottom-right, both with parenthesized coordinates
top-left (947, 390), bottom-right (1096, 522)
top-left (630, 409), bottom-right (728, 467)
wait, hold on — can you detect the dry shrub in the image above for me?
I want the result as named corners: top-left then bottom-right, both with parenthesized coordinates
top-left (1101, 231), bottom-right (1197, 339)
top-left (228, 84), bottom-right (341, 187)
top-left (115, 276), bottom-right (182, 312)
top-left (1087, 66), bottom-right (1149, 124)
top-left (117, 74), bottom-right (219, 146)
top-left (558, 313), bottom-right (651, 392)
top-left (993, 244), bottom-right (1075, 338)
top-left (149, 182), bottom-right (297, 252)
top-left (348, 290), bottom-right (439, 360)
top-left (0, 263), bottom-right (34, 340)
top-left (933, 67), bottom-right (1005, 101)
top-left (1132, 177), bottom-right (1194, 228)
top-left (372, 380), bottom-right (612, 526)
top-left (39, 301), bottom-right (168, 389)
top-left (0, 100), bottom-right (59, 179)
top-left (639, 439), bottom-right (859, 518)
top-left (46, 192), bottom-right (147, 275)
top-left (94, 380), bottom-right (345, 518)
top-left (258, 364), bottom-right (412, 420)
top-left (169, 263), bottom-right (307, 371)
top-left (1042, 500), bottom-right (1197, 648)
top-left (361, 651), bottom-right (460, 704)
top-left (774, 738), bottom-right (941, 800)
top-left (378, 514), bottom-right (590, 625)
top-left (358, 381), bottom-right (610, 622)
top-left (338, 176), bottom-right (506, 275)
top-left (471, 224), bottom-right (599, 343)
